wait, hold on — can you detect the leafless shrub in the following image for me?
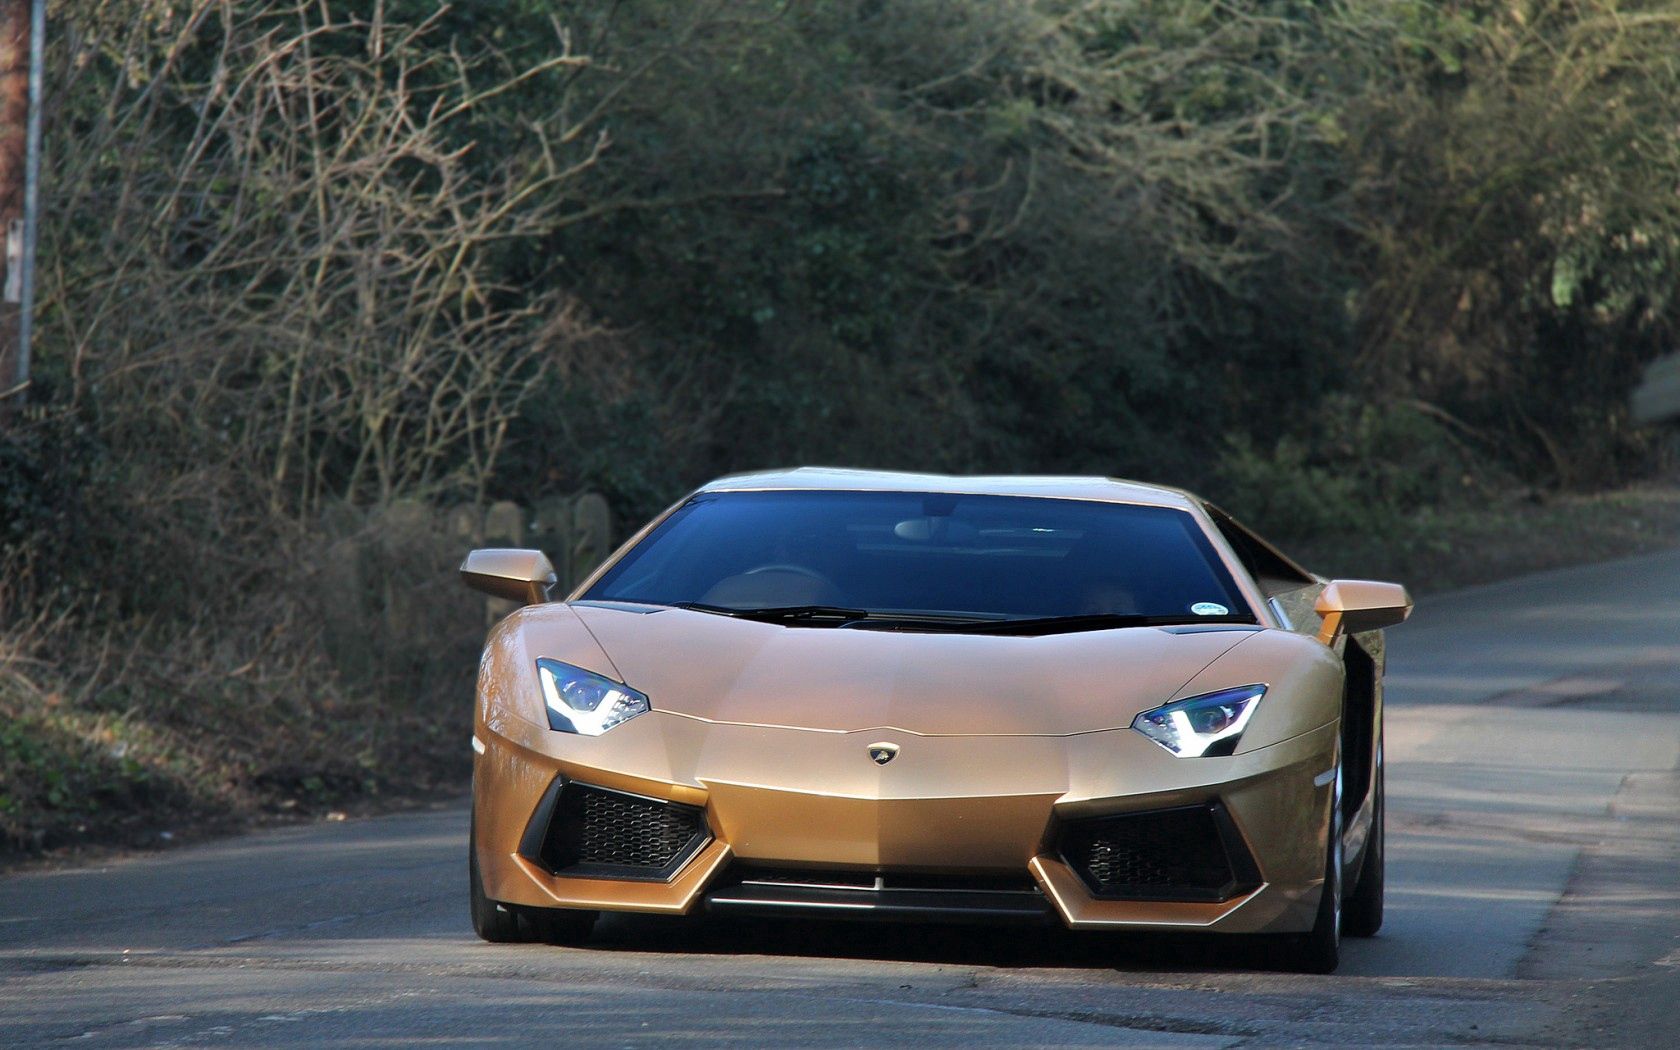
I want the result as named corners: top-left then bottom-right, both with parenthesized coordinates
top-left (49, 0), bottom-right (608, 514)
top-left (2, 1), bottom-right (633, 853)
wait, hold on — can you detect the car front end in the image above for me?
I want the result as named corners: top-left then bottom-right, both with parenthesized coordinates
top-left (471, 603), bottom-right (1343, 936)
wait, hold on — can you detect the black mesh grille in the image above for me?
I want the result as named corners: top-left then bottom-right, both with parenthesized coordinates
top-left (1059, 804), bottom-right (1256, 901)
top-left (530, 782), bottom-right (710, 880)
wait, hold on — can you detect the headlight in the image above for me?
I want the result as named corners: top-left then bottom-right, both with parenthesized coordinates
top-left (1131, 685), bottom-right (1266, 758)
top-left (535, 658), bottom-right (650, 735)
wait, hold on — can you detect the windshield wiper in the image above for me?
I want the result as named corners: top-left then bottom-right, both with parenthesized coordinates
top-left (671, 603), bottom-right (997, 629)
top-left (667, 603), bottom-right (1249, 634)
top-left (673, 602), bottom-right (874, 625)
top-left (948, 613), bottom-right (1256, 637)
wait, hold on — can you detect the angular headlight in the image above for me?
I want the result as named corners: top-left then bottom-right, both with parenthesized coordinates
top-left (535, 658), bottom-right (650, 735)
top-left (1131, 685), bottom-right (1266, 758)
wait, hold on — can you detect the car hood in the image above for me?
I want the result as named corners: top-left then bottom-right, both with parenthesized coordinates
top-left (566, 602), bottom-right (1261, 736)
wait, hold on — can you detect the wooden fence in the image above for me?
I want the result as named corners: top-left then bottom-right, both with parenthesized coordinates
top-left (450, 493), bottom-right (614, 594)
top-left (314, 493), bottom-right (614, 681)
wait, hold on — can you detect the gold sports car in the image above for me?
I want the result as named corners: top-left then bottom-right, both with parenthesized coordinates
top-left (462, 469), bottom-right (1410, 972)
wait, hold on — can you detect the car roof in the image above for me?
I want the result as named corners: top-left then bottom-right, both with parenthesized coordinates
top-left (697, 467), bottom-right (1199, 509)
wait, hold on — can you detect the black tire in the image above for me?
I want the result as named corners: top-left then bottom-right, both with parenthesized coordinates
top-left (468, 815), bottom-right (598, 945)
top-left (1342, 737), bottom-right (1384, 938)
top-left (469, 815), bottom-right (529, 943)
top-left (1280, 762), bottom-right (1342, 974)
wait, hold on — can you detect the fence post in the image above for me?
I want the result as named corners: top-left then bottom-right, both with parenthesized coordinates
top-left (570, 493), bottom-right (612, 590)
top-left (1632, 355), bottom-right (1680, 425)
top-left (528, 495), bottom-right (575, 591)
top-left (481, 500), bottom-right (526, 625)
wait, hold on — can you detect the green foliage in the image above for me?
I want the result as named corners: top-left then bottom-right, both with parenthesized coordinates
top-left (1216, 400), bottom-right (1477, 539)
top-left (0, 705), bottom-right (204, 852)
top-left (505, 0), bottom-right (1383, 517)
top-left (0, 402), bottom-right (122, 614)
top-left (1336, 0), bottom-right (1680, 488)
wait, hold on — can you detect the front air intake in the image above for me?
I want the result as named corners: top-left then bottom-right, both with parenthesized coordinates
top-left (1058, 803), bottom-right (1260, 902)
top-left (520, 779), bottom-right (710, 881)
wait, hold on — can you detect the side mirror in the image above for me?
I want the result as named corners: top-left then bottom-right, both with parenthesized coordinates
top-left (1315, 579), bottom-right (1412, 646)
top-left (460, 548), bottom-right (557, 605)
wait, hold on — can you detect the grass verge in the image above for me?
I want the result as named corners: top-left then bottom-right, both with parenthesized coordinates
top-left (1291, 480), bottom-right (1680, 594)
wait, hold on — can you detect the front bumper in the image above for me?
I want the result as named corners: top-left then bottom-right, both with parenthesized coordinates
top-left (473, 711), bottom-right (1338, 934)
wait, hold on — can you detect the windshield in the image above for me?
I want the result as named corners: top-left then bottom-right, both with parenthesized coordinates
top-left (582, 490), bottom-right (1253, 628)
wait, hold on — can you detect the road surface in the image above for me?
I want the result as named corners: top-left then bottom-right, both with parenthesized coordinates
top-left (4, 550), bottom-right (1680, 1047)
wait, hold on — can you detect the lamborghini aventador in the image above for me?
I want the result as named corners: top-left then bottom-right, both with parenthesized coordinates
top-left (461, 469), bottom-right (1411, 972)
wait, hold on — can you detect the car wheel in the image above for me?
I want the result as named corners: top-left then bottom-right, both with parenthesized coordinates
top-left (469, 814), bottom-right (598, 945)
top-left (1342, 736), bottom-right (1384, 937)
top-left (469, 815), bottom-right (529, 943)
top-left (1281, 761), bottom-right (1342, 974)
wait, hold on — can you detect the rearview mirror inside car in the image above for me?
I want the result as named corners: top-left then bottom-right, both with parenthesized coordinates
top-left (1315, 579), bottom-right (1412, 646)
top-left (460, 548), bottom-right (557, 605)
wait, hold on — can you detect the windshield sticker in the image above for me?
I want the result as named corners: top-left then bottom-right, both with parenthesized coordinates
top-left (1190, 602), bottom-right (1230, 617)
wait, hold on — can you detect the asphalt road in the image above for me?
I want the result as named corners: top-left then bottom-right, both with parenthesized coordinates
top-left (5, 550), bottom-right (1680, 1048)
